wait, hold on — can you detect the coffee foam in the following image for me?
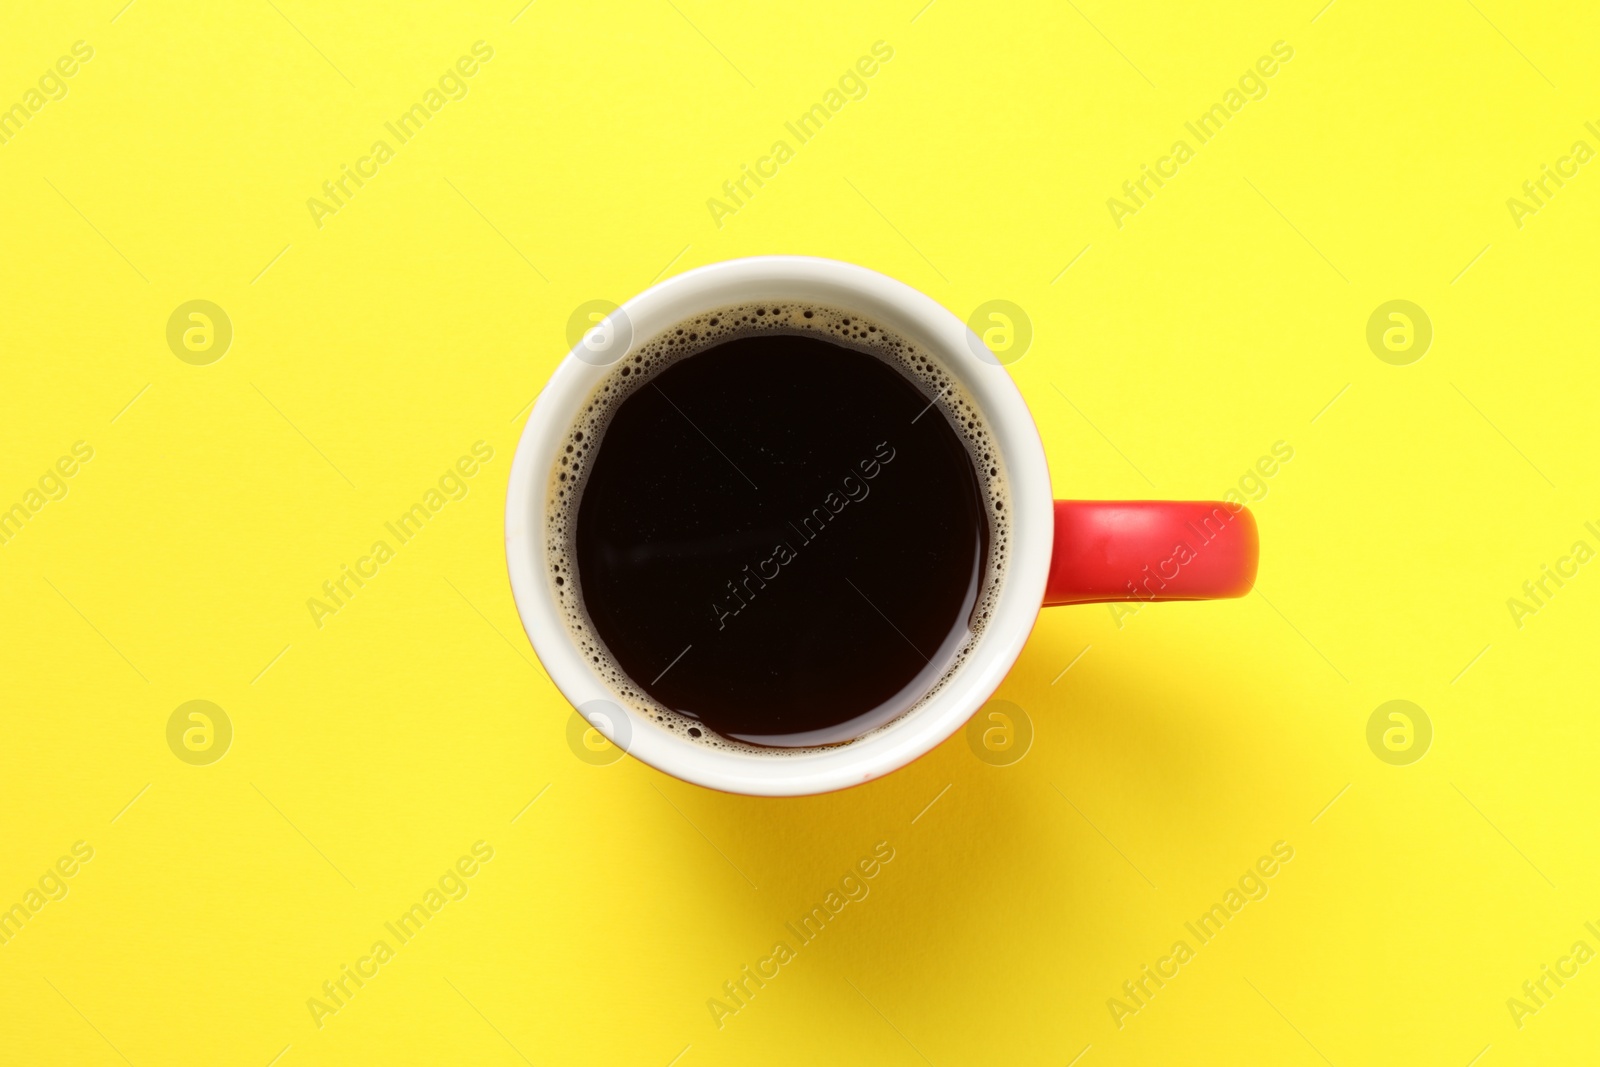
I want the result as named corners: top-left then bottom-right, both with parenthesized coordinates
top-left (546, 301), bottom-right (1010, 754)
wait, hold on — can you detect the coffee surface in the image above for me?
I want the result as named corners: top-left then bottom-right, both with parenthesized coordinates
top-left (574, 331), bottom-right (989, 746)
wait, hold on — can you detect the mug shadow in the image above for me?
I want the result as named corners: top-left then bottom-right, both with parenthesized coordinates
top-left (631, 610), bottom-right (1322, 1009)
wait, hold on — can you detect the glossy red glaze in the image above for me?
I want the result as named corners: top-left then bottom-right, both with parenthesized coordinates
top-left (1044, 500), bottom-right (1258, 606)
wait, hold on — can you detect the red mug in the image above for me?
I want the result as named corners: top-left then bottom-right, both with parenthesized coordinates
top-left (506, 256), bottom-right (1257, 795)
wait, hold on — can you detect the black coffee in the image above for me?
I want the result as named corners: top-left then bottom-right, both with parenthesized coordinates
top-left (558, 307), bottom-right (1001, 748)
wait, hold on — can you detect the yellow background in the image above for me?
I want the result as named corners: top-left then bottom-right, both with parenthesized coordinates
top-left (3, 0), bottom-right (1597, 1063)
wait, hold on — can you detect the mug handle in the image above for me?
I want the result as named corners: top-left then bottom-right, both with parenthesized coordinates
top-left (1044, 500), bottom-right (1258, 606)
